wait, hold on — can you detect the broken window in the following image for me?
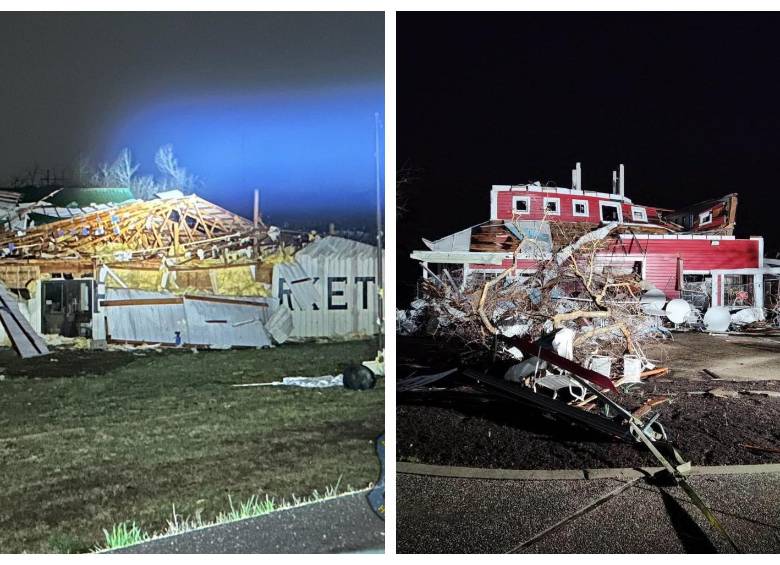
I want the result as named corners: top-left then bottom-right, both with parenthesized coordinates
top-left (631, 206), bottom-right (648, 222)
top-left (682, 274), bottom-right (712, 311)
top-left (699, 210), bottom-right (713, 225)
top-left (41, 280), bottom-right (93, 337)
top-left (765, 276), bottom-right (780, 321)
top-left (723, 274), bottom-right (754, 306)
top-left (600, 202), bottom-right (621, 222)
top-left (543, 197), bottom-right (560, 215)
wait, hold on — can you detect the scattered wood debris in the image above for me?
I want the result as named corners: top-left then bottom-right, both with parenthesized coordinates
top-left (739, 443), bottom-right (780, 455)
top-left (0, 283), bottom-right (49, 358)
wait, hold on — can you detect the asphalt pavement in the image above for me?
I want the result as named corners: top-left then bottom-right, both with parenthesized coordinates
top-left (112, 491), bottom-right (384, 554)
top-left (397, 467), bottom-right (780, 553)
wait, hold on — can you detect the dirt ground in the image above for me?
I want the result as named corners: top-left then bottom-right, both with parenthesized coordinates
top-left (0, 340), bottom-right (383, 553)
top-left (397, 333), bottom-right (780, 470)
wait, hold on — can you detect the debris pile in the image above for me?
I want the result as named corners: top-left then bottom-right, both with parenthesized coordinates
top-left (401, 222), bottom-right (665, 379)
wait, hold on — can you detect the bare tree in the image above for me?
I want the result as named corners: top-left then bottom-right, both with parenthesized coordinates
top-left (79, 144), bottom-right (199, 199)
top-left (129, 174), bottom-right (157, 200)
top-left (154, 144), bottom-right (196, 193)
top-left (109, 148), bottom-right (139, 187)
top-left (73, 154), bottom-right (94, 186)
top-left (90, 148), bottom-right (139, 188)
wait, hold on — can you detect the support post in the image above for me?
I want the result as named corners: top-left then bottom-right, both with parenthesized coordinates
top-left (575, 162), bottom-right (582, 191)
top-left (374, 112), bottom-right (384, 346)
top-left (253, 189), bottom-right (260, 228)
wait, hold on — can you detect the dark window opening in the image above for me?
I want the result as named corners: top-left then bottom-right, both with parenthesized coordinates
top-left (41, 280), bottom-right (93, 337)
top-left (515, 199), bottom-right (528, 212)
top-left (601, 204), bottom-right (620, 222)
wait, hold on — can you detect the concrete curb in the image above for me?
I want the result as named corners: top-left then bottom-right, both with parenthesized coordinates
top-left (102, 489), bottom-right (373, 553)
top-left (397, 461), bottom-right (780, 480)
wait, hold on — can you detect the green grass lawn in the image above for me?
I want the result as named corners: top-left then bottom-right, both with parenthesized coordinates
top-left (0, 340), bottom-right (383, 553)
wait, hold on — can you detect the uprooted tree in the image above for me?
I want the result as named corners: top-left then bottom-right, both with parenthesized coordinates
top-left (403, 220), bottom-right (661, 372)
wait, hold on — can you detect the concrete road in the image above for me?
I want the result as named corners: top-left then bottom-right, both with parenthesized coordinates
top-left (113, 491), bottom-right (384, 554)
top-left (644, 332), bottom-right (780, 381)
top-left (397, 467), bottom-right (780, 553)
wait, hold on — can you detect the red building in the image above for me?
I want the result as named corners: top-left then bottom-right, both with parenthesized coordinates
top-left (412, 164), bottom-right (772, 311)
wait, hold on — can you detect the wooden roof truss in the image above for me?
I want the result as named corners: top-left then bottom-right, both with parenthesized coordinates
top-left (0, 195), bottom-right (263, 261)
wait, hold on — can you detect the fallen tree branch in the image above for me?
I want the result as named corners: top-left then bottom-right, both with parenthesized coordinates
top-left (552, 309), bottom-right (611, 328)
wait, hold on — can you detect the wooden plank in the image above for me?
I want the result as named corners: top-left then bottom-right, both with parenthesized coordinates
top-left (100, 297), bottom-right (184, 307)
top-left (184, 295), bottom-right (268, 307)
top-left (0, 284), bottom-right (50, 358)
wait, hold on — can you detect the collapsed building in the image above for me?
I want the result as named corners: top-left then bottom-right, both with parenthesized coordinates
top-left (0, 186), bottom-right (380, 354)
top-left (400, 165), bottom-right (778, 548)
top-left (411, 163), bottom-right (779, 318)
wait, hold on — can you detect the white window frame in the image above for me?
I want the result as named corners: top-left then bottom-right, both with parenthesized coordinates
top-left (699, 210), bottom-right (713, 226)
top-left (599, 201), bottom-right (623, 223)
top-left (631, 206), bottom-right (648, 222)
top-left (543, 197), bottom-right (561, 215)
top-left (572, 199), bottom-right (589, 217)
top-left (512, 195), bottom-right (531, 215)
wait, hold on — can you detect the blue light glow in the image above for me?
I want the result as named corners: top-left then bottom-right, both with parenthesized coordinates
top-left (100, 83), bottom-right (384, 224)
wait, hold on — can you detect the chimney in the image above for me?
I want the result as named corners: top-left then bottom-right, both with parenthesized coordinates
top-left (571, 168), bottom-right (577, 190)
top-left (619, 164), bottom-right (625, 199)
top-left (575, 162), bottom-right (582, 191)
top-left (612, 170), bottom-right (617, 194)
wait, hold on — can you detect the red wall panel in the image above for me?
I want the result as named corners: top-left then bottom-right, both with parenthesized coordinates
top-left (495, 190), bottom-right (658, 224)
top-left (633, 239), bottom-right (758, 270)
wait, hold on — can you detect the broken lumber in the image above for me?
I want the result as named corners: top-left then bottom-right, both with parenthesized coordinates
top-left (509, 337), bottom-right (618, 392)
top-left (739, 443), bottom-right (780, 455)
top-left (641, 367), bottom-right (670, 378)
top-left (0, 283), bottom-right (49, 358)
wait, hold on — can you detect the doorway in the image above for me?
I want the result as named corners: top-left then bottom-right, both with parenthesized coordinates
top-left (41, 279), bottom-right (93, 337)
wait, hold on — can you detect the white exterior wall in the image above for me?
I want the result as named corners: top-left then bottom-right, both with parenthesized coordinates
top-left (271, 237), bottom-right (379, 338)
top-left (0, 280), bottom-right (42, 346)
top-left (99, 288), bottom-right (272, 347)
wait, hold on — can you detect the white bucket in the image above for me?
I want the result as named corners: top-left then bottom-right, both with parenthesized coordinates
top-left (623, 355), bottom-right (642, 383)
top-left (589, 355), bottom-right (612, 377)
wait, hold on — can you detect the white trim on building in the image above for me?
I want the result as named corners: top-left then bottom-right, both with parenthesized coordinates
top-left (543, 197), bottom-right (561, 215)
top-left (599, 201), bottom-right (622, 223)
top-left (512, 195), bottom-right (531, 215)
top-left (631, 206), bottom-right (648, 222)
top-left (572, 199), bottom-right (589, 217)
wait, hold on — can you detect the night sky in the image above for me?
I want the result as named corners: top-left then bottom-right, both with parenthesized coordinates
top-left (0, 12), bottom-right (383, 226)
top-left (398, 12), bottom-right (780, 305)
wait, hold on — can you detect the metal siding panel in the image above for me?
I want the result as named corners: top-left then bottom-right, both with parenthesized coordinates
top-left (271, 237), bottom-right (378, 338)
top-left (183, 299), bottom-right (271, 347)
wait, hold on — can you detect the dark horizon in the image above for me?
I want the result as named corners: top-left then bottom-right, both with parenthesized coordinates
top-left (397, 12), bottom-right (780, 306)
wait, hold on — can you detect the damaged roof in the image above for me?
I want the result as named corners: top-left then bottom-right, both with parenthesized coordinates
top-left (0, 193), bottom-right (261, 261)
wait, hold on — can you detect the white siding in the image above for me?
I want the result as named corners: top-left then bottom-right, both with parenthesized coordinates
top-left (272, 236), bottom-right (379, 338)
top-left (101, 288), bottom-right (272, 347)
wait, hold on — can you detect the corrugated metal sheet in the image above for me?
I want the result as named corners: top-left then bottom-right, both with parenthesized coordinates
top-left (271, 236), bottom-right (378, 338)
top-left (424, 226), bottom-right (473, 252)
top-left (101, 288), bottom-right (271, 347)
top-left (273, 262), bottom-right (320, 309)
top-left (265, 306), bottom-right (293, 344)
